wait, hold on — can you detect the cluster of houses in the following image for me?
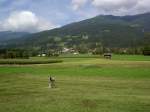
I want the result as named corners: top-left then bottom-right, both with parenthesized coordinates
top-left (62, 48), bottom-right (79, 55)
top-left (38, 47), bottom-right (79, 57)
top-left (37, 47), bottom-right (113, 60)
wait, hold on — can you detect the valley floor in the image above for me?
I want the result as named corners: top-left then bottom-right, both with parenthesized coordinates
top-left (0, 55), bottom-right (150, 112)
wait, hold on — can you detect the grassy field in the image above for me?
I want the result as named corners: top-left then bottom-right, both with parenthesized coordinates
top-left (0, 55), bottom-right (150, 112)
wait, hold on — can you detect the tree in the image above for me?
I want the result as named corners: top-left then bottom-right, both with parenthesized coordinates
top-left (77, 43), bottom-right (88, 54)
top-left (142, 33), bottom-right (150, 55)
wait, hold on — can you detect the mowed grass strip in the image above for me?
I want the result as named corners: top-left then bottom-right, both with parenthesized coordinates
top-left (112, 55), bottom-right (150, 61)
top-left (0, 57), bottom-right (150, 79)
top-left (0, 65), bottom-right (150, 79)
top-left (0, 74), bottom-right (150, 112)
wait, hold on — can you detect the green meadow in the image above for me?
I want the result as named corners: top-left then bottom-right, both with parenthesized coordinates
top-left (0, 55), bottom-right (150, 112)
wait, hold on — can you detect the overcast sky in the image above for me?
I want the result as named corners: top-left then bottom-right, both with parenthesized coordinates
top-left (0, 0), bottom-right (150, 32)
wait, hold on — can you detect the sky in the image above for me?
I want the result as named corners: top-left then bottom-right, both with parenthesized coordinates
top-left (0, 0), bottom-right (150, 33)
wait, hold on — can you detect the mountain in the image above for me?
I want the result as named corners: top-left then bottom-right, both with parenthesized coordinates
top-left (1, 13), bottom-right (150, 50)
top-left (0, 31), bottom-right (29, 45)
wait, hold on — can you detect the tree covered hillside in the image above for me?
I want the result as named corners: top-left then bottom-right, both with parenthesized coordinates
top-left (1, 13), bottom-right (150, 55)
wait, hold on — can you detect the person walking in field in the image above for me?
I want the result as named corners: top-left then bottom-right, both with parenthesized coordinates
top-left (49, 76), bottom-right (55, 88)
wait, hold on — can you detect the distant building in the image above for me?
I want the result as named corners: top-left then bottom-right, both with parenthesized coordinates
top-left (42, 53), bottom-right (46, 57)
top-left (62, 48), bottom-right (70, 53)
top-left (38, 53), bottom-right (46, 57)
top-left (62, 47), bottom-right (76, 54)
top-left (73, 52), bottom-right (79, 55)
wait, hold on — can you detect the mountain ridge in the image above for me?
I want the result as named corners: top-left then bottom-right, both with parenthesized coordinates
top-left (1, 12), bottom-right (150, 50)
top-left (0, 31), bottom-right (29, 42)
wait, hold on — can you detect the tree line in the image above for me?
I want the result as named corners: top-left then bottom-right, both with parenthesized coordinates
top-left (0, 33), bottom-right (149, 59)
top-left (0, 49), bottom-right (29, 59)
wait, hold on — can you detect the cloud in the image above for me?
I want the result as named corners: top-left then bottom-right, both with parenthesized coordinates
top-left (71, 0), bottom-right (150, 16)
top-left (92, 0), bottom-right (138, 11)
top-left (134, 0), bottom-right (150, 13)
top-left (72, 0), bottom-right (88, 10)
top-left (0, 11), bottom-right (59, 32)
top-left (91, 0), bottom-right (150, 15)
